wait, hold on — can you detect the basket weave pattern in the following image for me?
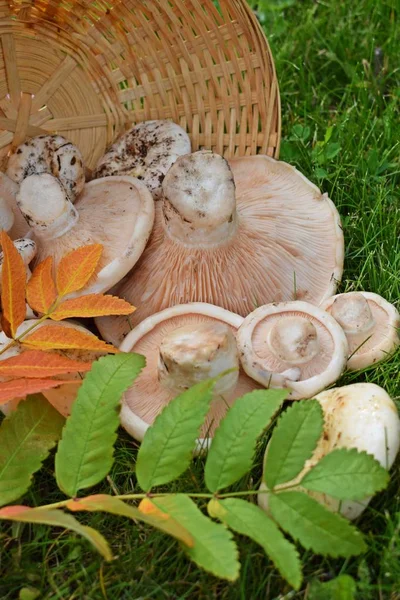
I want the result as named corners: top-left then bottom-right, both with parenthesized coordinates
top-left (0, 0), bottom-right (280, 169)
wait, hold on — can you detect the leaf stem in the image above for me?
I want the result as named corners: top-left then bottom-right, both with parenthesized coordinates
top-left (0, 314), bottom-right (49, 356)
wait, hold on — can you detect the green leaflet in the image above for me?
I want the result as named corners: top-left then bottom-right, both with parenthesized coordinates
top-left (55, 353), bottom-right (145, 497)
top-left (204, 389), bottom-right (286, 492)
top-left (152, 495), bottom-right (239, 581)
top-left (0, 395), bottom-right (64, 507)
top-left (269, 491), bottom-right (366, 557)
top-left (265, 400), bottom-right (324, 489)
top-left (0, 505), bottom-right (112, 560)
top-left (301, 448), bottom-right (389, 500)
top-left (208, 498), bottom-right (302, 589)
top-left (67, 494), bottom-right (193, 547)
top-left (136, 379), bottom-right (215, 491)
top-left (308, 575), bottom-right (357, 600)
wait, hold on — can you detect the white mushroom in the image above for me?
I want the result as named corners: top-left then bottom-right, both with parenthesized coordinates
top-left (94, 120), bottom-right (191, 199)
top-left (258, 383), bottom-right (400, 520)
top-left (0, 239), bottom-right (37, 319)
top-left (0, 319), bottom-right (103, 417)
top-left (0, 173), bottom-right (30, 239)
top-left (96, 151), bottom-right (344, 347)
top-left (119, 303), bottom-right (262, 446)
top-left (16, 173), bottom-right (155, 296)
top-left (7, 135), bottom-right (85, 203)
top-left (236, 301), bottom-right (349, 399)
top-left (321, 292), bottom-right (400, 370)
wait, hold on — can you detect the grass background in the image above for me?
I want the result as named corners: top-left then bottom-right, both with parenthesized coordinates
top-left (1, 0), bottom-right (400, 598)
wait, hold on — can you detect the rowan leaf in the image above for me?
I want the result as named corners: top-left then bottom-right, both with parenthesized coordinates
top-left (67, 494), bottom-right (193, 547)
top-left (55, 353), bottom-right (145, 497)
top-left (50, 294), bottom-right (135, 321)
top-left (136, 379), bottom-right (216, 492)
top-left (0, 350), bottom-right (92, 378)
top-left (153, 495), bottom-right (240, 581)
top-left (0, 505), bottom-right (112, 560)
top-left (308, 574), bottom-right (357, 600)
top-left (26, 257), bottom-right (56, 314)
top-left (0, 378), bottom-right (75, 405)
top-left (22, 325), bottom-right (118, 353)
top-left (269, 491), bottom-right (367, 557)
top-left (204, 389), bottom-right (286, 492)
top-left (208, 498), bottom-right (302, 589)
top-left (56, 244), bottom-right (103, 296)
top-left (0, 395), bottom-right (64, 506)
top-left (265, 400), bottom-right (324, 489)
top-left (0, 231), bottom-right (26, 337)
top-left (301, 448), bottom-right (389, 500)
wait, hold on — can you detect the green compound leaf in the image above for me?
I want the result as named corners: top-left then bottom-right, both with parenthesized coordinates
top-left (153, 494), bottom-right (239, 581)
top-left (301, 448), bottom-right (389, 500)
top-left (208, 498), bottom-right (302, 589)
top-left (55, 353), bottom-right (145, 497)
top-left (265, 400), bottom-right (323, 489)
top-left (0, 395), bottom-right (64, 507)
top-left (136, 379), bottom-right (215, 491)
top-left (205, 389), bottom-right (286, 492)
top-left (269, 491), bottom-right (366, 557)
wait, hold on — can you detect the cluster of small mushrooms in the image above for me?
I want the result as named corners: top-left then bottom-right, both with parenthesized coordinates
top-left (1, 121), bottom-right (399, 519)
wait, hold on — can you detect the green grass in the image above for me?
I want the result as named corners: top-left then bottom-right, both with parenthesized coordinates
top-left (1, 0), bottom-right (400, 597)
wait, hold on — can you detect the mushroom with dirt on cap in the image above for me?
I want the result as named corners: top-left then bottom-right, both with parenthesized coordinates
top-left (236, 301), bottom-right (349, 399)
top-left (7, 134), bottom-right (85, 203)
top-left (321, 292), bottom-right (400, 370)
top-left (94, 120), bottom-right (191, 199)
top-left (118, 303), bottom-right (262, 448)
top-left (16, 173), bottom-right (155, 296)
top-left (258, 382), bottom-right (400, 520)
top-left (96, 150), bottom-right (344, 347)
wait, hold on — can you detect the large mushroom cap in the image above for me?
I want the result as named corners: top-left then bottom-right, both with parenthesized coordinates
top-left (7, 134), bottom-right (85, 203)
top-left (236, 301), bottom-right (348, 399)
top-left (258, 383), bottom-right (400, 520)
top-left (0, 173), bottom-right (30, 239)
top-left (321, 292), bottom-right (400, 370)
top-left (94, 120), bottom-right (191, 199)
top-left (0, 319), bottom-right (102, 417)
top-left (119, 303), bottom-right (261, 445)
top-left (17, 174), bottom-right (155, 296)
top-left (96, 152), bottom-right (344, 347)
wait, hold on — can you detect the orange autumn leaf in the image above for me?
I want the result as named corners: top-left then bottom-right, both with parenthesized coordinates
top-left (1, 313), bottom-right (12, 339)
top-left (0, 231), bottom-right (26, 337)
top-left (26, 257), bottom-right (57, 314)
top-left (0, 378), bottom-right (76, 405)
top-left (56, 244), bottom-right (103, 297)
top-left (0, 350), bottom-right (92, 378)
top-left (22, 325), bottom-right (118, 353)
top-left (50, 294), bottom-right (135, 321)
top-left (139, 498), bottom-right (170, 521)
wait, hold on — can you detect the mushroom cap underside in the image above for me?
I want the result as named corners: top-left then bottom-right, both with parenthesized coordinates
top-left (96, 155), bottom-right (344, 346)
top-left (0, 173), bottom-right (31, 239)
top-left (119, 303), bottom-right (261, 441)
top-left (32, 175), bottom-right (155, 295)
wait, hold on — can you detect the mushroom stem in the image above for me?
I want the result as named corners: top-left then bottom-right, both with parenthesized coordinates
top-left (17, 173), bottom-right (79, 240)
top-left (331, 292), bottom-right (375, 339)
top-left (158, 322), bottom-right (239, 395)
top-left (268, 316), bottom-right (320, 365)
top-left (162, 151), bottom-right (237, 247)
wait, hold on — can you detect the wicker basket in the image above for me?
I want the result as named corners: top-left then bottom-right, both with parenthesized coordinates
top-left (0, 0), bottom-right (280, 170)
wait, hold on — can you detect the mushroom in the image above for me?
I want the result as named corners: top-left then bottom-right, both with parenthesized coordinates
top-left (0, 173), bottom-right (30, 239)
top-left (118, 303), bottom-right (261, 446)
top-left (258, 383), bottom-right (400, 520)
top-left (321, 292), bottom-right (400, 370)
top-left (0, 319), bottom-right (103, 417)
top-left (7, 135), bottom-right (85, 203)
top-left (0, 239), bottom-right (37, 319)
top-left (96, 151), bottom-right (344, 346)
top-left (236, 301), bottom-right (348, 399)
top-left (16, 173), bottom-right (155, 295)
top-left (94, 120), bottom-right (191, 199)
